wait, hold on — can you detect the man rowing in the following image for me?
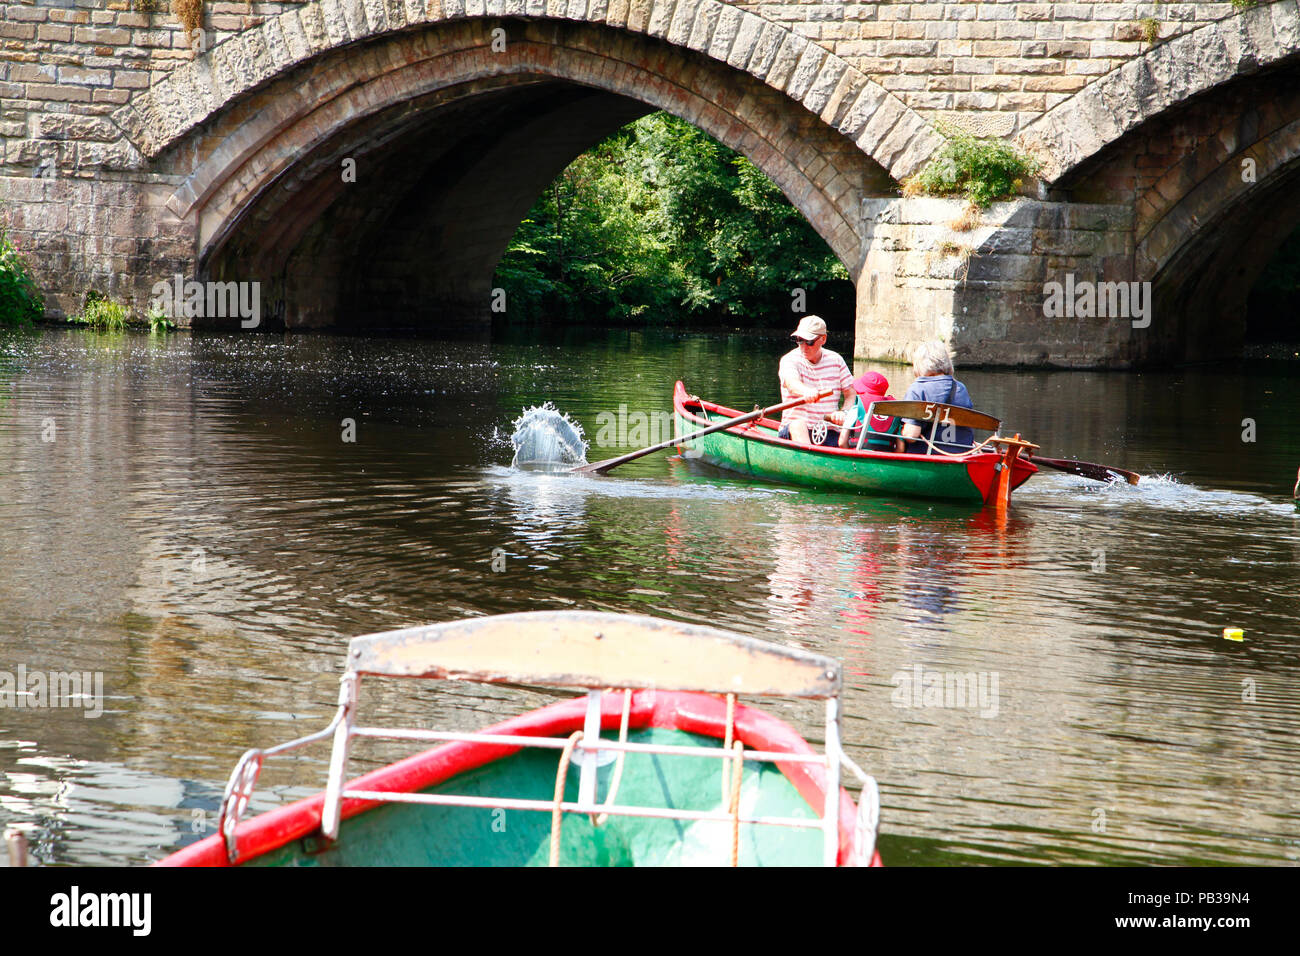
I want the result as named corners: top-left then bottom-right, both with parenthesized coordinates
top-left (777, 315), bottom-right (854, 447)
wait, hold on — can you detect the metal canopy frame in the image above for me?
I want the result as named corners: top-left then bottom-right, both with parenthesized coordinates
top-left (218, 611), bottom-right (880, 867)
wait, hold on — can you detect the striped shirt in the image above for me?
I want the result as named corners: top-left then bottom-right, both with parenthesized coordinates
top-left (778, 347), bottom-right (853, 421)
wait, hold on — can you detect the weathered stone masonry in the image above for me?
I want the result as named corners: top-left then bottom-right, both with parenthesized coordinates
top-left (3, 0), bottom-right (1299, 365)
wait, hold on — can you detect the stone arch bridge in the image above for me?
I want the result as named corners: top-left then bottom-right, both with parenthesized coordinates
top-left (3, 0), bottom-right (1299, 366)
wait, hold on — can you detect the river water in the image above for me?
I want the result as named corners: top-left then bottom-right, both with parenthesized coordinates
top-left (1, 326), bottom-right (1297, 866)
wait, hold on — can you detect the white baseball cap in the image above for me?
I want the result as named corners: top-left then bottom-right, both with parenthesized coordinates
top-left (791, 315), bottom-right (827, 342)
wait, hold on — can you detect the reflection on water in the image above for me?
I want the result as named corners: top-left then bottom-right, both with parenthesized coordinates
top-left (0, 327), bottom-right (1298, 865)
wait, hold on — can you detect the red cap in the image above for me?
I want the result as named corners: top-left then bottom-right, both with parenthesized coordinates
top-left (853, 371), bottom-right (895, 433)
top-left (852, 371), bottom-right (889, 398)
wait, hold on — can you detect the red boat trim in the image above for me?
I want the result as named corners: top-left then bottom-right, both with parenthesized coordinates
top-left (158, 690), bottom-right (878, 867)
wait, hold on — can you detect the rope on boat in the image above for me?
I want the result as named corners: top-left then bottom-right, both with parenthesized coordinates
top-left (593, 690), bottom-right (632, 827)
top-left (722, 693), bottom-right (744, 864)
top-left (550, 694), bottom-right (747, 864)
top-left (722, 693), bottom-right (736, 804)
top-left (549, 730), bottom-right (584, 867)
top-left (728, 740), bottom-right (744, 867)
top-left (915, 434), bottom-right (998, 457)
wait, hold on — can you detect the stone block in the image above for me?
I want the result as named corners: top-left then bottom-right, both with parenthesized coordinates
top-left (37, 23), bottom-right (74, 42)
top-left (0, 22), bottom-right (38, 40)
top-left (625, 0), bottom-right (653, 34)
top-left (881, 74), bottom-right (925, 92)
top-left (821, 70), bottom-right (869, 131)
top-left (665, 0), bottom-right (701, 47)
top-left (994, 21), bottom-right (1038, 41)
top-left (746, 20), bottom-right (786, 78)
top-left (852, 91), bottom-right (904, 153)
top-left (973, 74), bottom-right (1021, 92)
top-left (1065, 58), bottom-right (1114, 76)
top-left (73, 26), bottom-right (130, 45)
top-left (1053, 4), bottom-right (1097, 20)
top-left (1022, 74), bottom-right (1087, 93)
top-left (994, 57), bottom-right (1064, 75)
top-left (783, 44), bottom-right (826, 101)
top-left (1090, 40), bottom-right (1142, 58)
top-left (881, 39), bottom-right (937, 57)
top-left (997, 91), bottom-right (1046, 112)
top-left (707, 5), bottom-right (741, 61)
top-left (901, 57), bottom-right (953, 75)
top-left (685, 2), bottom-right (720, 54)
top-left (645, 0), bottom-right (676, 39)
top-left (604, 0), bottom-right (629, 28)
top-left (27, 83), bottom-right (93, 102)
top-left (316, 0), bottom-right (353, 46)
top-left (929, 74), bottom-right (971, 91)
top-left (801, 55), bottom-right (845, 115)
top-left (59, 66), bottom-right (113, 86)
top-left (35, 112), bottom-right (121, 141)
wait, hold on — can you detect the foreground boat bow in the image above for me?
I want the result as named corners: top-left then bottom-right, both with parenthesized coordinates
top-left (160, 611), bottom-right (882, 867)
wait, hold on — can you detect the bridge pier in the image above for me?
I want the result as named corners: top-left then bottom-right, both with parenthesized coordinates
top-left (2, 172), bottom-right (1171, 365)
top-left (854, 197), bottom-right (1145, 368)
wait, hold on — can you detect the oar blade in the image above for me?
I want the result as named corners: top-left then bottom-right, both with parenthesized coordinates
top-left (572, 458), bottom-right (617, 476)
top-left (1030, 455), bottom-right (1140, 485)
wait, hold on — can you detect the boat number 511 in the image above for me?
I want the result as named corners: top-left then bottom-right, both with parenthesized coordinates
top-left (922, 404), bottom-right (954, 425)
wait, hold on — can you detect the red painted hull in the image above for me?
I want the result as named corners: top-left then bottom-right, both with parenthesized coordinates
top-left (159, 690), bottom-right (881, 867)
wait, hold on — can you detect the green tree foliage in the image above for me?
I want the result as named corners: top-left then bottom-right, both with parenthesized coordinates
top-left (495, 113), bottom-right (848, 324)
top-left (0, 226), bottom-right (44, 326)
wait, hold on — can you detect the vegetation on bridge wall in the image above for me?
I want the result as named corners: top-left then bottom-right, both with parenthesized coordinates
top-left (172, 0), bottom-right (203, 36)
top-left (903, 126), bottom-right (1043, 209)
top-left (0, 227), bottom-right (44, 326)
top-left (494, 113), bottom-right (851, 327)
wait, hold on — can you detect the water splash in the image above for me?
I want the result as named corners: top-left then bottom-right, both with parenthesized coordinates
top-left (1026, 470), bottom-right (1300, 518)
top-left (509, 403), bottom-right (588, 471)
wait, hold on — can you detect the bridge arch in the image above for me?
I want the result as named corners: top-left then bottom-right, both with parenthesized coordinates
top-left (117, 1), bottom-right (940, 180)
top-left (1020, 2), bottom-right (1300, 361)
top-left (1025, 1), bottom-right (1300, 184)
top-left (1131, 85), bottom-right (1300, 359)
top-left (120, 8), bottom-right (942, 328)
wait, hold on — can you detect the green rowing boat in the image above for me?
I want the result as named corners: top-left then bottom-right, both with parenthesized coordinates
top-left (673, 381), bottom-right (1037, 505)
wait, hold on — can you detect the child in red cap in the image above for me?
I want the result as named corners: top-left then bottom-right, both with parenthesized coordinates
top-left (828, 371), bottom-right (903, 450)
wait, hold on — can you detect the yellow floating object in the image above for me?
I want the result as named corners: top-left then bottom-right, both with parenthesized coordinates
top-left (1223, 628), bottom-right (1244, 642)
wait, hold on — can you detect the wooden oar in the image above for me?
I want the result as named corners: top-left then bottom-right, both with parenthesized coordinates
top-left (1028, 455), bottom-right (1140, 485)
top-left (574, 390), bottom-right (836, 476)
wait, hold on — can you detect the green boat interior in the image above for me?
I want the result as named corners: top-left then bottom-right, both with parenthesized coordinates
top-left (248, 729), bottom-right (823, 867)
